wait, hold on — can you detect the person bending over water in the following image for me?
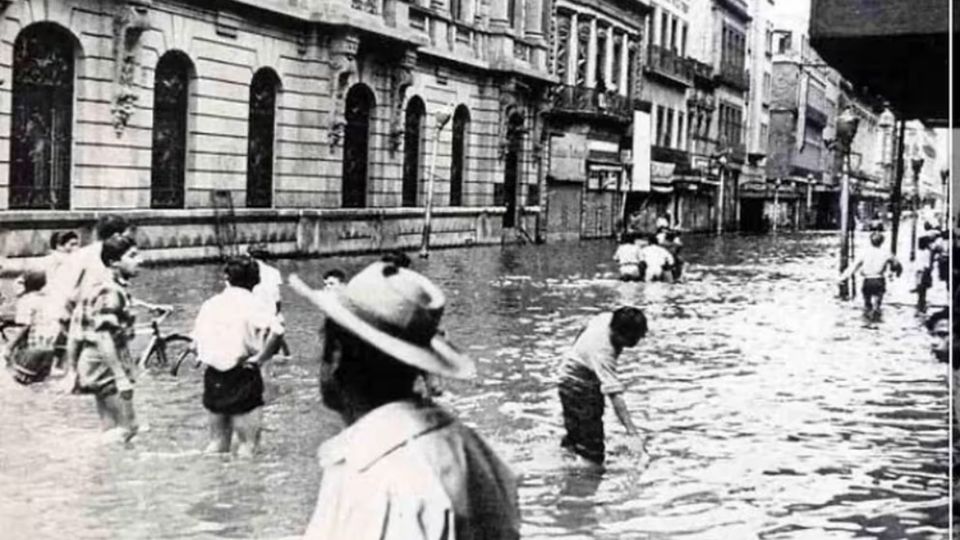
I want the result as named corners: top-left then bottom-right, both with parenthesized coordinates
top-left (558, 307), bottom-right (648, 465)
top-left (838, 231), bottom-right (902, 321)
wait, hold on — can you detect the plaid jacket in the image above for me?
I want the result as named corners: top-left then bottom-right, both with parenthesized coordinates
top-left (73, 275), bottom-right (136, 360)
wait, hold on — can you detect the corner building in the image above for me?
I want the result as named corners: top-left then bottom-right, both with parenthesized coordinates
top-left (0, 0), bottom-right (554, 262)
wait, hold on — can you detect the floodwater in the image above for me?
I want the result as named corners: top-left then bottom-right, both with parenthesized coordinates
top-left (0, 232), bottom-right (949, 539)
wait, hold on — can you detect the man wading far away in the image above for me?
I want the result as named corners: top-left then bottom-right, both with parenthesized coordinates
top-left (290, 262), bottom-right (520, 540)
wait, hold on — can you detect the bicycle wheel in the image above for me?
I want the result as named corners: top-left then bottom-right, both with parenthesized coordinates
top-left (167, 335), bottom-right (199, 376)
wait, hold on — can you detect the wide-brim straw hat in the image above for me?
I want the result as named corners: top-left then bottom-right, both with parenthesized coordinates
top-left (289, 262), bottom-right (475, 379)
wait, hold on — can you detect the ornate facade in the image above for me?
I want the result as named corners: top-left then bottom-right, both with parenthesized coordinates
top-left (0, 0), bottom-right (556, 261)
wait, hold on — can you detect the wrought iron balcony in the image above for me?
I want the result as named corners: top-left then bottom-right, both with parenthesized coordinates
top-left (549, 84), bottom-right (635, 121)
top-left (716, 64), bottom-right (749, 91)
top-left (645, 44), bottom-right (692, 85)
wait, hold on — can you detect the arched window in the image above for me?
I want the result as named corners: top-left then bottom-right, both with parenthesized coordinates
top-left (9, 24), bottom-right (76, 210)
top-left (247, 68), bottom-right (280, 208)
top-left (151, 51), bottom-right (193, 209)
top-left (342, 84), bottom-right (375, 208)
top-left (402, 97), bottom-right (425, 207)
top-left (450, 105), bottom-right (470, 206)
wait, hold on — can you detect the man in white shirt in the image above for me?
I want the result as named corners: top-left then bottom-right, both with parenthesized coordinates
top-left (248, 244), bottom-right (290, 356)
top-left (290, 262), bottom-right (520, 540)
top-left (192, 256), bottom-right (283, 456)
top-left (641, 235), bottom-right (676, 282)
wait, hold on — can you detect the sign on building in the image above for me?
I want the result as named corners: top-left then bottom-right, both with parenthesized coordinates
top-left (549, 132), bottom-right (588, 181)
top-left (631, 110), bottom-right (651, 191)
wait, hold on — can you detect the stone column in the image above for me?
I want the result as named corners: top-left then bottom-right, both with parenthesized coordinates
top-left (567, 11), bottom-right (578, 86)
top-left (603, 26), bottom-right (614, 90)
top-left (680, 110), bottom-right (688, 151)
top-left (619, 33), bottom-right (630, 96)
top-left (651, 6), bottom-right (659, 46)
top-left (586, 17), bottom-right (597, 88)
top-left (490, 0), bottom-right (508, 30)
top-left (525, 0), bottom-right (543, 41)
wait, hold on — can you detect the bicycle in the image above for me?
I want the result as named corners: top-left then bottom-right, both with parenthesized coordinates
top-left (137, 307), bottom-right (197, 376)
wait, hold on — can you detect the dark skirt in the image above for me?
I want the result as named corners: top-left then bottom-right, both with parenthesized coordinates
top-left (11, 348), bottom-right (55, 385)
top-left (203, 364), bottom-right (264, 415)
top-left (558, 362), bottom-right (606, 464)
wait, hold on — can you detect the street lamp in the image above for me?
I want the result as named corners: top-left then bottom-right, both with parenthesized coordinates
top-left (716, 152), bottom-right (729, 235)
top-left (909, 155), bottom-right (924, 261)
top-left (836, 107), bottom-right (859, 299)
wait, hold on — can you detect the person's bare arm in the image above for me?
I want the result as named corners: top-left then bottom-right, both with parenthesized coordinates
top-left (609, 392), bottom-right (639, 436)
top-left (97, 330), bottom-right (133, 397)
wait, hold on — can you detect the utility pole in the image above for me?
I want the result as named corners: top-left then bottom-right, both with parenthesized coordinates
top-left (836, 108), bottom-right (859, 299)
top-left (772, 178), bottom-right (780, 234)
top-left (889, 119), bottom-right (906, 255)
top-left (909, 156), bottom-right (924, 262)
top-left (419, 108), bottom-right (453, 258)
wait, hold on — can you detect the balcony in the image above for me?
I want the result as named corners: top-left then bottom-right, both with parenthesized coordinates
top-left (805, 106), bottom-right (828, 127)
top-left (716, 64), bottom-right (749, 91)
top-left (549, 84), bottom-right (636, 122)
top-left (645, 44), bottom-right (692, 86)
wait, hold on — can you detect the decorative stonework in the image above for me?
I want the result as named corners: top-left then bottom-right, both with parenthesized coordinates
top-left (389, 50), bottom-right (418, 153)
top-left (111, 0), bottom-right (152, 137)
top-left (328, 31), bottom-right (361, 151)
top-left (498, 78), bottom-right (522, 159)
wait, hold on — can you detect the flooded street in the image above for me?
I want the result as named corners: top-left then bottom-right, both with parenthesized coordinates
top-left (0, 232), bottom-right (949, 539)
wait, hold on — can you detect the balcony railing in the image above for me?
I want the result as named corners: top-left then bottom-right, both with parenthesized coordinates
top-left (646, 44), bottom-right (693, 85)
top-left (805, 106), bottom-right (828, 127)
top-left (550, 84), bottom-right (635, 120)
top-left (716, 64), bottom-right (749, 91)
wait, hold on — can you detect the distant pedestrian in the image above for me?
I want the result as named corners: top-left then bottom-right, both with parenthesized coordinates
top-left (247, 244), bottom-right (290, 357)
top-left (3, 269), bottom-right (59, 385)
top-left (322, 268), bottom-right (346, 291)
top-left (380, 249), bottom-right (412, 269)
top-left (192, 256), bottom-right (284, 457)
top-left (838, 231), bottom-right (902, 321)
top-left (292, 262), bottom-right (520, 539)
top-left (613, 233), bottom-right (643, 281)
top-left (52, 215), bottom-right (135, 375)
top-left (46, 230), bottom-right (79, 277)
top-left (558, 306), bottom-right (648, 465)
top-left (71, 235), bottom-right (143, 443)
top-left (641, 234), bottom-right (675, 282)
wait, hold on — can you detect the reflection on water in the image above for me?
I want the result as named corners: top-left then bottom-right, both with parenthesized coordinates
top-left (0, 233), bottom-right (948, 539)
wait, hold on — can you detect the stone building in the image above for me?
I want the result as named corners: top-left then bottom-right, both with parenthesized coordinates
top-left (631, 0), bottom-right (716, 234)
top-left (0, 0), bottom-right (555, 263)
top-left (687, 0), bottom-right (750, 232)
top-left (735, 0), bottom-right (774, 231)
top-left (541, 0), bottom-right (650, 241)
top-left (764, 25), bottom-right (839, 229)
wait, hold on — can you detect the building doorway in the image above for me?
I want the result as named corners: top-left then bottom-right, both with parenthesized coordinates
top-left (503, 113), bottom-right (524, 228)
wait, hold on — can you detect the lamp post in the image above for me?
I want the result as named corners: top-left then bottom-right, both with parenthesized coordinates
top-left (909, 156), bottom-right (924, 262)
top-left (940, 168), bottom-right (949, 221)
top-left (772, 177), bottom-right (781, 234)
top-left (836, 107), bottom-right (859, 299)
top-left (716, 153), bottom-right (728, 235)
top-left (419, 108), bottom-right (453, 258)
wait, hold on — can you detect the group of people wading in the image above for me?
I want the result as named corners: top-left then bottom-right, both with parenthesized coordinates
top-left (614, 214), bottom-right (684, 283)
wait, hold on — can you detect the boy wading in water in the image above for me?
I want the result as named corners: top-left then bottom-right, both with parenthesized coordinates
top-left (192, 256), bottom-right (283, 456)
top-left (558, 307), bottom-right (647, 465)
top-left (72, 236), bottom-right (142, 442)
top-left (838, 231), bottom-right (902, 321)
